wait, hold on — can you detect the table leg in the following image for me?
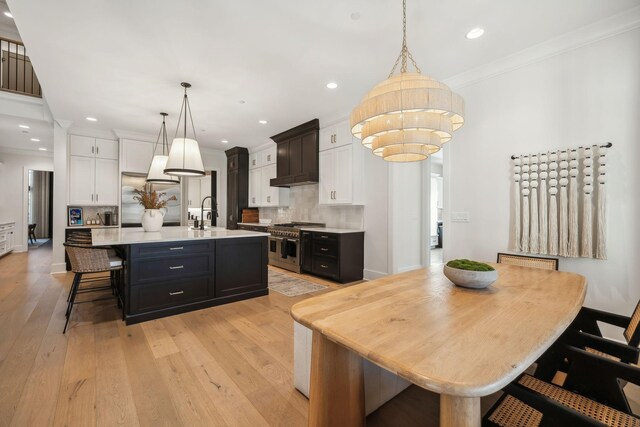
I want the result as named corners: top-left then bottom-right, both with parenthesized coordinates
top-left (308, 331), bottom-right (365, 427)
top-left (440, 394), bottom-right (480, 427)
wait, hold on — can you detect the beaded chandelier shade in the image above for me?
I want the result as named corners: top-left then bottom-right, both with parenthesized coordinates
top-left (350, 0), bottom-right (465, 162)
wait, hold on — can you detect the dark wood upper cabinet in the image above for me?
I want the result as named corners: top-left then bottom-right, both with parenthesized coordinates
top-left (270, 119), bottom-right (319, 187)
top-left (225, 147), bottom-right (249, 230)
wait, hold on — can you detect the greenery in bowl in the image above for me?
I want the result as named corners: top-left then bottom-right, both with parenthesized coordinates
top-left (446, 259), bottom-right (495, 272)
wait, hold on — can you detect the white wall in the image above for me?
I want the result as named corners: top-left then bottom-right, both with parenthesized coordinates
top-left (362, 154), bottom-right (390, 279)
top-left (0, 149), bottom-right (53, 252)
top-left (445, 28), bottom-right (640, 340)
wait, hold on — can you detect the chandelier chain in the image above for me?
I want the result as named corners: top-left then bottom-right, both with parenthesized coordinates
top-left (388, 0), bottom-right (422, 78)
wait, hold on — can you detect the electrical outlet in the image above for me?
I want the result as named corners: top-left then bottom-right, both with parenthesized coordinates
top-left (451, 212), bottom-right (470, 223)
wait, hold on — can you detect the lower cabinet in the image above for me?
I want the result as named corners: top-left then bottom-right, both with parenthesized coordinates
top-left (301, 231), bottom-right (364, 283)
top-left (125, 237), bottom-right (268, 324)
top-left (0, 222), bottom-right (15, 257)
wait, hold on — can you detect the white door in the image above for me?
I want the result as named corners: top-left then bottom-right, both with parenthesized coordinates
top-left (319, 126), bottom-right (337, 152)
top-left (262, 164), bottom-right (276, 205)
top-left (249, 168), bottom-right (261, 207)
top-left (69, 155), bottom-right (96, 205)
top-left (249, 152), bottom-right (260, 170)
top-left (69, 135), bottom-right (95, 157)
top-left (262, 145), bottom-right (276, 166)
top-left (187, 177), bottom-right (201, 208)
top-left (334, 120), bottom-right (353, 149)
top-left (94, 158), bottom-right (119, 205)
top-left (200, 175), bottom-right (212, 208)
top-left (333, 145), bottom-right (353, 204)
top-left (318, 149), bottom-right (335, 205)
top-left (95, 138), bottom-right (119, 160)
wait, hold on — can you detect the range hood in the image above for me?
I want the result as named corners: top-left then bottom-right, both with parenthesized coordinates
top-left (270, 119), bottom-right (319, 188)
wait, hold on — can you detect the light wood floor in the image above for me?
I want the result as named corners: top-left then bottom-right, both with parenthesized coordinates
top-left (2, 244), bottom-right (637, 426)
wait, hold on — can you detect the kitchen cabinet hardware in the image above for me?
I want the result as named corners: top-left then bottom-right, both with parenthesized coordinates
top-left (169, 265), bottom-right (184, 270)
top-left (169, 290), bottom-right (184, 296)
top-left (321, 264), bottom-right (328, 268)
top-left (92, 146), bottom-right (94, 153)
top-left (169, 247), bottom-right (184, 251)
top-left (320, 247), bottom-right (328, 251)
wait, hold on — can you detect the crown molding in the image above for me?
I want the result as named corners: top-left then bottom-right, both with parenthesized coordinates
top-left (249, 141), bottom-right (275, 153)
top-left (54, 119), bottom-right (73, 129)
top-left (112, 128), bottom-right (157, 142)
top-left (444, 6), bottom-right (640, 89)
top-left (69, 126), bottom-right (117, 140)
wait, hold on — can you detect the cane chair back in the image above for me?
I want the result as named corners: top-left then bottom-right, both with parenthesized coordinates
top-left (497, 253), bottom-right (559, 271)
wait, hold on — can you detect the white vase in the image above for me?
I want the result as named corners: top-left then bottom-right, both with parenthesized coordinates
top-left (141, 209), bottom-right (165, 232)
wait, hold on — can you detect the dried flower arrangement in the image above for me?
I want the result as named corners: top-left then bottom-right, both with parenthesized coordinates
top-left (132, 187), bottom-right (177, 209)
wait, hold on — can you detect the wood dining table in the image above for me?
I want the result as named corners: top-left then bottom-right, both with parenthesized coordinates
top-left (291, 263), bottom-right (587, 427)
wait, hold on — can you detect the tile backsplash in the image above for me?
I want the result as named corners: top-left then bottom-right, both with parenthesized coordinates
top-left (259, 184), bottom-right (363, 229)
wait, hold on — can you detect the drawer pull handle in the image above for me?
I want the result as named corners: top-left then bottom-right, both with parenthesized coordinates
top-left (320, 248), bottom-right (328, 251)
top-left (169, 265), bottom-right (184, 270)
top-left (321, 264), bottom-right (328, 269)
top-left (169, 246), bottom-right (184, 250)
top-left (169, 290), bottom-right (184, 296)
top-left (320, 235), bottom-right (329, 239)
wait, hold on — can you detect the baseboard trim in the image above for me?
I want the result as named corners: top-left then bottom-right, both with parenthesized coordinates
top-left (50, 262), bottom-right (67, 274)
top-left (363, 269), bottom-right (387, 280)
top-left (13, 245), bottom-right (26, 253)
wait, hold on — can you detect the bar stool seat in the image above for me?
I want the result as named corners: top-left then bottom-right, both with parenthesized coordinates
top-left (63, 242), bottom-right (124, 333)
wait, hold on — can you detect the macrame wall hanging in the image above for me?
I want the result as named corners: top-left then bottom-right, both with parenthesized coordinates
top-left (511, 143), bottom-right (610, 259)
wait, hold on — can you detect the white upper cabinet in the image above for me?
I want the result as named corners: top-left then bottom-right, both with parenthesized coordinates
top-left (94, 158), bottom-right (119, 205)
top-left (318, 122), bottom-right (364, 206)
top-left (68, 135), bottom-right (119, 206)
top-left (261, 145), bottom-right (276, 166)
top-left (319, 120), bottom-right (352, 152)
top-left (249, 168), bottom-right (261, 207)
top-left (249, 152), bottom-right (261, 170)
top-left (248, 146), bottom-right (289, 207)
top-left (95, 138), bottom-right (119, 160)
top-left (121, 139), bottom-right (155, 174)
top-left (69, 135), bottom-right (96, 157)
top-left (187, 177), bottom-right (201, 208)
top-left (200, 175), bottom-right (212, 208)
top-left (69, 155), bottom-right (96, 205)
top-left (261, 164), bottom-right (289, 206)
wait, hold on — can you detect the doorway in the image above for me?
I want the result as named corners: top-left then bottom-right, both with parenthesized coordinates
top-left (27, 169), bottom-right (53, 249)
top-left (429, 152), bottom-right (444, 265)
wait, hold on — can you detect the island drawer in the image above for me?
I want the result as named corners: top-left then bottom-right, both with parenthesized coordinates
top-left (129, 277), bottom-right (213, 314)
top-left (131, 240), bottom-right (213, 259)
top-left (312, 232), bottom-right (338, 243)
top-left (312, 255), bottom-right (339, 280)
top-left (129, 253), bottom-right (213, 285)
top-left (312, 240), bottom-right (338, 258)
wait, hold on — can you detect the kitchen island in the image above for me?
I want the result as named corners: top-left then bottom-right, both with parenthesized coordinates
top-left (92, 226), bottom-right (269, 325)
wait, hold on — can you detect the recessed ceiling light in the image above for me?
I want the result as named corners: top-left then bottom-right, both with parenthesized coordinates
top-left (350, 12), bottom-right (361, 21)
top-left (4, 12), bottom-right (13, 18)
top-left (221, 139), bottom-right (229, 144)
top-left (239, 100), bottom-right (245, 104)
top-left (38, 147), bottom-right (47, 151)
top-left (466, 28), bottom-right (485, 40)
top-left (30, 138), bottom-right (40, 142)
top-left (86, 116), bottom-right (98, 122)
top-left (19, 124), bottom-right (29, 129)
top-left (326, 82), bottom-right (338, 89)
top-left (258, 120), bottom-right (268, 124)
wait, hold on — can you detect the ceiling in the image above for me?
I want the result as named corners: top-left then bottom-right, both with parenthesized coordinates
top-left (6, 0), bottom-right (640, 150)
top-left (0, 114), bottom-right (52, 152)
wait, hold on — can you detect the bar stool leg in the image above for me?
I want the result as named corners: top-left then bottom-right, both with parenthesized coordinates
top-left (65, 273), bottom-right (81, 317)
top-left (64, 272), bottom-right (82, 334)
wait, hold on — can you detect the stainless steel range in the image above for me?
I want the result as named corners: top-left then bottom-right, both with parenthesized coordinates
top-left (267, 222), bottom-right (325, 273)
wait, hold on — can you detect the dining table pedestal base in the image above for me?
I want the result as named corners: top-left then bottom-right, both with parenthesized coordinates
top-left (309, 331), bottom-right (365, 427)
top-left (440, 394), bottom-right (481, 427)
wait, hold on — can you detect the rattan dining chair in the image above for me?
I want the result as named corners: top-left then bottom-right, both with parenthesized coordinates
top-left (63, 243), bottom-right (123, 333)
top-left (484, 345), bottom-right (640, 426)
top-left (496, 253), bottom-right (559, 270)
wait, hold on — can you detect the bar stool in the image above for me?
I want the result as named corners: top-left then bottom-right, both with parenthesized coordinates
top-left (63, 243), bottom-right (124, 333)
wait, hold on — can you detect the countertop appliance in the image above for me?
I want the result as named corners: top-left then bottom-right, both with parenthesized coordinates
top-left (121, 173), bottom-right (181, 227)
top-left (267, 222), bottom-right (324, 273)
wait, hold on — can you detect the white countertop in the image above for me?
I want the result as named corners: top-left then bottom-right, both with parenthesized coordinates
top-left (237, 222), bottom-right (269, 227)
top-left (92, 226), bottom-right (269, 246)
top-left (299, 227), bottom-right (364, 234)
top-left (66, 225), bottom-right (120, 229)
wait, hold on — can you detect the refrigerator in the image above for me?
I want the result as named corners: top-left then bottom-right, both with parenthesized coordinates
top-left (121, 173), bottom-right (182, 227)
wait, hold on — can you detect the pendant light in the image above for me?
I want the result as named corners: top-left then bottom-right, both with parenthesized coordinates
top-left (146, 112), bottom-right (180, 184)
top-left (350, 0), bottom-right (465, 162)
top-left (164, 82), bottom-right (205, 176)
